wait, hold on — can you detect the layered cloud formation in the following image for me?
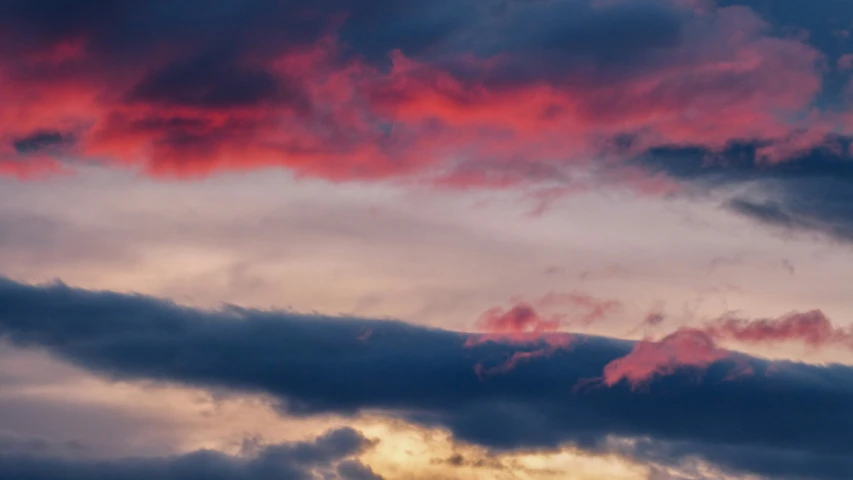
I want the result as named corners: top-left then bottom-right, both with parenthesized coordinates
top-left (640, 141), bottom-right (853, 242)
top-left (0, 278), bottom-right (851, 480)
top-left (4, 0), bottom-right (853, 240)
top-left (3, 2), bottom-right (853, 479)
top-left (0, 0), bottom-right (838, 184)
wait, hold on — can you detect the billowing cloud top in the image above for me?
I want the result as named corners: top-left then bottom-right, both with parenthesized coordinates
top-left (0, 278), bottom-right (851, 480)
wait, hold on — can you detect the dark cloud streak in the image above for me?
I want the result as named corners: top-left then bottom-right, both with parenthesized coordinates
top-left (0, 426), bottom-right (382, 480)
top-left (639, 140), bottom-right (853, 242)
top-left (0, 278), bottom-right (851, 479)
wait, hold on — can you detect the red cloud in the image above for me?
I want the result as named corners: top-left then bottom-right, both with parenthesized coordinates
top-left (0, 4), bottom-right (829, 191)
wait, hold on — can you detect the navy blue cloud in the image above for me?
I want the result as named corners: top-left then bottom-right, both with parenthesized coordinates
top-left (0, 278), bottom-right (851, 479)
top-left (0, 426), bottom-right (382, 480)
top-left (720, 0), bottom-right (853, 106)
top-left (12, 130), bottom-right (74, 154)
top-left (630, 0), bottom-right (853, 236)
top-left (0, 0), bottom-right (686, 59)
top-left (639, 139), bottom-right (853, 242)
top-left (0, 0), bottom-right (693, 85)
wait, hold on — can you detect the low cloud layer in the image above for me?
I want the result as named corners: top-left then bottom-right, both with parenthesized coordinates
top-left (0, 278), bottom-right (851, 479)
top-left (0, 426), bottom-right (382, 480)
top-left (639, 141), bottom-right (853, 242)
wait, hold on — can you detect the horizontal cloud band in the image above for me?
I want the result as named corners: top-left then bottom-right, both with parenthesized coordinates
top-left (0, 427), bottom-right (381, 480)
top-left (0, 278), bottom-right (851, 479)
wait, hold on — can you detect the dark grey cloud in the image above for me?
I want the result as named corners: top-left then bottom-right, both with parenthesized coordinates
top-left (638, 139), bottom-right (853, 242)
top-left (0, 426), bottom-right (381, 480)
top-left (0, 278), bottom-right (851, 479)
top-left (126, 53), bottom-right (310, 112)
top-left (12, 130), bottom-right (74, 154)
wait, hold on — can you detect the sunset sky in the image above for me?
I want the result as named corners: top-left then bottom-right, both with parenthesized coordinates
top-left (1, 1), bottom-right (853, 479)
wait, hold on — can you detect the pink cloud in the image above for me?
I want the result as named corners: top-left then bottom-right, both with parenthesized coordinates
top-left (597, 308), bottom-right (852, 389)
top-left (643, 311), bottom-right (666, 328)
top-left (465, 302), bottom-right (574, 377)
top-left (707, 310), bottom-right (853, 350)
top-left (368, 6), bottom-right (823, 166)
top-left (464, 291), bottom-right (620, 377)
top-left (0, 3), bottom-right (831, 194)
top-left (474, 340), bottom-right (572, 378)
top-left (601, 328), bottom-right (730, 389)
top-left (536, 292), bottom-right (623, 326)
top-left (465, 303), bottom-right (564, 347)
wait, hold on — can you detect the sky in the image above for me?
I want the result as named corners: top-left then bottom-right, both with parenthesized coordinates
top-left (1, 1), bottom-right (853, 479)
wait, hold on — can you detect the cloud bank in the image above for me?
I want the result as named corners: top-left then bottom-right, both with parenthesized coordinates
top-left (0, 277), bottom-right (851, 479)
top-left (0, 426), bottom-right (382, 480)
top-left (0, 0), bottom-right (832, 187)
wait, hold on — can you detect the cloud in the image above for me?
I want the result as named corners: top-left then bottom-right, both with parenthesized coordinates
top-left (599, 329), bottom-right (732, 389)
top-left (602, 309), bottom-right (853, 391)
top-left (0, 0), bottom-right (832, 189)
top-left (0, 431), bottom-right (83, 456)
top-left (463, 293), bottom-right (620, 375)
top-left (536, 292), bottom-right (623, 326)
top-left (707, 310), bottom-right (853, 350)
top-left (0, 426), bottom-right (382, 480)
top-left (0, 277), bottom-right (852, 479)
top-left (643, 311), bottom-right (667, 329)
top-left (638, 139), bottom-right (853, 242)
top-left (12, 130), bottom-right (74, 155)
top-left (474, 303), bottom-right (561, 336)
top-left (465, 302), bottom-right (572, 376)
